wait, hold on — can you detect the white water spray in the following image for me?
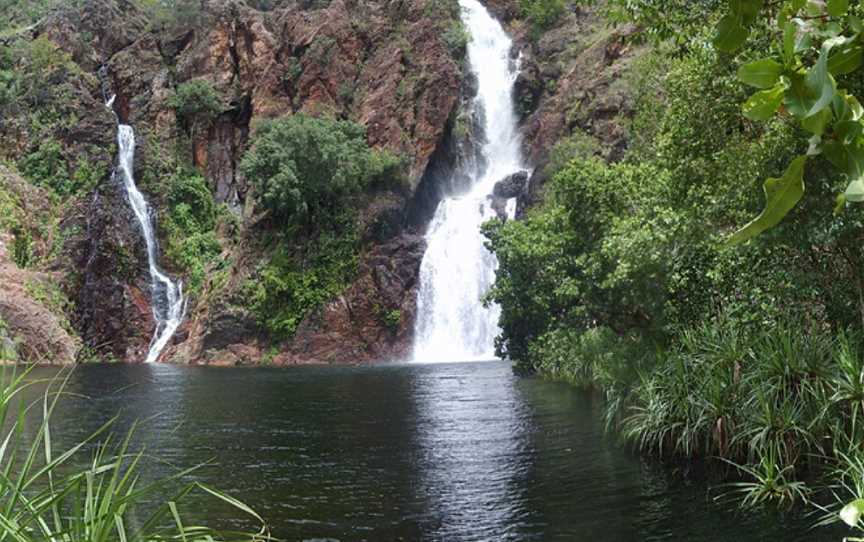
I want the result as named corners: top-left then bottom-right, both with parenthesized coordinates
top-left (109, 102), bottom-right (185, 362)
top-left (412, 0), bottom-right (526, 363)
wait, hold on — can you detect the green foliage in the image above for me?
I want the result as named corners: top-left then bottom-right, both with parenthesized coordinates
top-left (25, 277), bottom-right (73, 333)
top-left (17, 139), bottom-right (68, 194)
top-left (575, 0), bottom-right (723, 44)
top-left (442, 19), bottom-right (470, 58)
top-left (0, 0), bottom-right (80, 35)
top-left (17, 142), bottom-right (103, 197)
top-left (169, 79), bottom-right (223, 132)
top-left (241, 114), bottom-right (403, 227)
top-left (486, 7), bottom-right (864, 527)
top-left (245, 216), bottom-right (359, 339)
top-left (11, 225), bottom-right (32, 268)
top-left (705, 1), bottom-right (864, 243)
top-left (160, 168), bottom-right (222, 296)
top-left (520, 0), bottom-right (566, 35)
top-left (544, 129), bottom-right (602, 175)
top-left (0, 368), bottom-right (269, 541)
top-left (375, 305), bottom-right (402, 333)
top-left (132, 0), bottom-right (206, 31)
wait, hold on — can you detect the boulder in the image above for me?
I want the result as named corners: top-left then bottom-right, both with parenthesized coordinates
top-left (493, 170), bottom-right (529, 199)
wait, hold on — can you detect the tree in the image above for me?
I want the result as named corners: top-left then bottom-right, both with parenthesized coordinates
top-left (240, 114), bottom-right (400, 227)
top-left (168, 79), bottom-right (222, 136)
top-left (710, 0), bottom-right (864, 244)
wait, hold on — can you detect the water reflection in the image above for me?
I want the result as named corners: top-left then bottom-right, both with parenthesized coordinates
top-left (410, 362), bottom-right (532, 540)
top-left (16, 362), bottom-right (843, 541)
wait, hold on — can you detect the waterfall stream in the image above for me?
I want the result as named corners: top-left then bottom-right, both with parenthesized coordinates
top-left (412, 0), bottom-right (526, 362)
top-left (110, 106), bottom-right (185, 362)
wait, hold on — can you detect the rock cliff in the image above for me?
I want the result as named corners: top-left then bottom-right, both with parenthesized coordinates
top-left (0, 0), bottom-right (641, 364)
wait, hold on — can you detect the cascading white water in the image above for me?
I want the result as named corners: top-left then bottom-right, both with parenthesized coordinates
top-left (412, 0), bottom-right (526, 363)
top-left (113, 121), bottom-right (185, 362)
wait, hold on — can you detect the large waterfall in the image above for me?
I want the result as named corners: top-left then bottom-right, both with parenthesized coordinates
top-left (412, 0), bottom-right (526, 363)
top-left (113, 120), bottom-right (185, 362)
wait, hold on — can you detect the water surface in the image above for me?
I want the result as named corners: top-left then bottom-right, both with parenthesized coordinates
top-left (24, 361), bottom-right (839, 541)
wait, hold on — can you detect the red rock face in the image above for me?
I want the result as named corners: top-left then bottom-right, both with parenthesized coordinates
top-left (36, 0), bottom-right (464, 364)
top-left (10, 0), bottom-right (638, 365)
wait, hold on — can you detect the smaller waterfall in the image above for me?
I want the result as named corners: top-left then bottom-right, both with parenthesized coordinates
top-left (110, 110), bottom-right (185, 362)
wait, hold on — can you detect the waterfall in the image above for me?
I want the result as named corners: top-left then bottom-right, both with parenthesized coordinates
top-left (412, 0), bottom-right (526, 363)
top-left (110, 106), bottom-right (185, 362)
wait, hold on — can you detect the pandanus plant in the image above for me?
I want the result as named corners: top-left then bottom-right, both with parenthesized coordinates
top-left (0, 367), bottom-right (271, 542)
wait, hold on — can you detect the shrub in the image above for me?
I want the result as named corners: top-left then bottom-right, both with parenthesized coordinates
top-left (241, 114), bottom-right (403, 227)
top-left (161, 168), bottom-right (222, 295)
top-left (245, 215), bottom-right (359, 338)
top-left (442, 20), bottom-right (470, 58)
top-left (168, 79), bottom-right (222, 132)
top-left (520, 0), bottom-right (565, 35)
top-left (17, 139), bottom-right (68, 194)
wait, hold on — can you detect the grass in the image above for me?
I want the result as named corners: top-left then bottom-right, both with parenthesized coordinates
top-left (0, 366), bottom-right (271, 542)
top-left (532, 315), bottom-right (864, 536)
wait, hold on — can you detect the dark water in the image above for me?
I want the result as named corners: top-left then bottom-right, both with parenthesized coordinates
top-left (22, 361), bottom-right (841, 541)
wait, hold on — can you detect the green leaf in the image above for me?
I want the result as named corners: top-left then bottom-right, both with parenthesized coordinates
top-left (738, 58), bottom-right (784, 88)
top-left (840, 499), bottom-right (864, 527)
top-left (715, 15), bottom-right (749, 52)
top-left (804, 39), bottom-right (841, 117)
top-left (725, 156), bottom-right (807, 246)
top-left (785, 74), bottom-right (811, 117)
top-left (828, 42), bottom-right (863, 75)
top-left (783, 22), bottom-right (797, 64)
top-left (834, 119), bottom-right (862, 143)
top-left (801, 108), bottom-right (832, 135)
top-left (742, 85), bottom-right (785, 121)
top-left (834, 192), bottom-right (847, 214)
top-left (845, 178), bottom-right (864, 202)
top-left (828, 0), bottom-right (849, 17)
top-left (824, 138), bottom-right (864, 175)
top-left (787, 39), bottom-right (841, 120)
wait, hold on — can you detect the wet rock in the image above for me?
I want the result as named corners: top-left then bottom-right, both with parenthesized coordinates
top-left (281, 233), bottom-right (427, 364)
top-left (493, 170), bottom-right (529, 199)
top-left (70, 170), bottom-right (153, 362)
top-left (489, 195), bottom-right (508, 221)
top-left (513, 57), bottom-right (543, 119)
top-left (200, 305), bottom-right (262, 352)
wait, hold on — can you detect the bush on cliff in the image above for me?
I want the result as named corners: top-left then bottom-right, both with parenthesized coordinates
top-left (520, 0), bottom-right (566, 35)
top-left (169, 79), bottom-right (223, 135)
top-left (241, 114), bottom-right (401, 229)
top-left (160, 168), bottom-right (222, 296)
top-left (239, 114), bottom-right (403, 339)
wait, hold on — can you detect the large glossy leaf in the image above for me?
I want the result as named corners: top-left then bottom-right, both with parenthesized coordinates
top-left (742, 85), bottom-right (785, 120)
top-left (715, 15), bottom-right (749, 52)
top-left (803, 39), bottom-right (841, 117)
top-left (738, 58), bottom-right (785, 88)
top-left (823, 138), bottom-right (864, 177)
top-left (782, 22), bottom-right (797, 64)
top-left (801, 108), bottom-right (832, 135)
top-left (725, 156), bottom-right (807, 246)
top-left (828, 42), bottom-right (863, 75)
